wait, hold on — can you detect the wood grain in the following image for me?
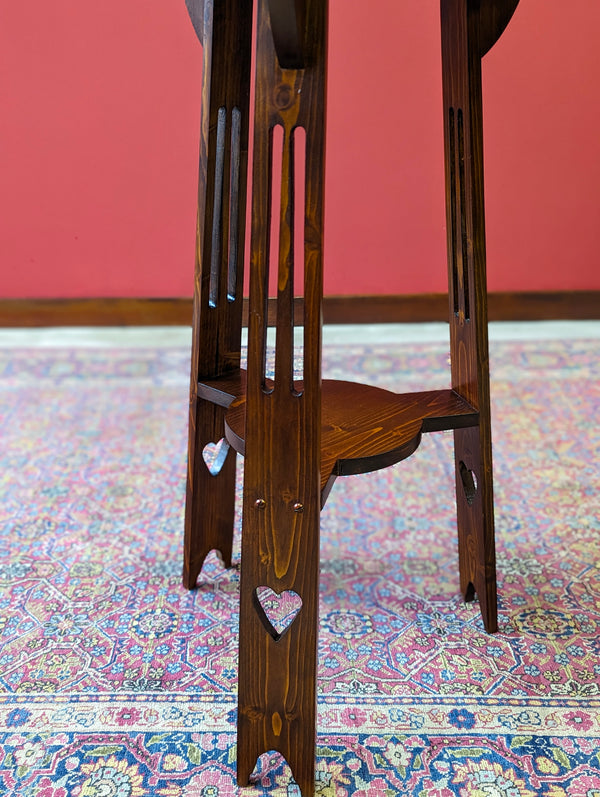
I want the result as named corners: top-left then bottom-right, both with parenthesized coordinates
top-left (183, 0), bottom-right (253, 590)
top-left (206, 375), bottom-right (480, 501)
top-left (181, 1), bottom-right (529, 792)
top-left (478, 0), bottom-right (520, 55)
top-left (439, 0), bottom-right (519, 633)
top-left (235, 0), bottom-right (326, 790)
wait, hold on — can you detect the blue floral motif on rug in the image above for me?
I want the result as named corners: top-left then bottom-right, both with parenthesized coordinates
top-left (0, 338), bottom-right (599, 795)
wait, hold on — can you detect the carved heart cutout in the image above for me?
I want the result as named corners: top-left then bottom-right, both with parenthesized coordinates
top-left (459, 461), bottom-right (478, 506)
top-left (202, 438), bottom-right (230, 476)
top-left (254, 586), bottom-right (302, 641)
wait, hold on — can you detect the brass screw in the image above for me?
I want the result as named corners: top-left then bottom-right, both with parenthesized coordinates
top-left (255, 498), bottom-right (266, 509)
top-left (293, 502), bottom-right (304, 513)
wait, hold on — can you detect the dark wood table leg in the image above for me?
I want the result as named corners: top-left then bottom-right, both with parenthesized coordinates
top-left (183, 0), bottom-right (253, 588)
top-left (236, 1), bottom-right (325, 792)
top-left (440, 0), bottom-right (518, 633)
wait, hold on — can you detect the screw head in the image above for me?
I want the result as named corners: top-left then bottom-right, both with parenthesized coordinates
top-left (293, 502), bottom-right (304, 513)
top-left (255, 498), bottom-right (266, 509)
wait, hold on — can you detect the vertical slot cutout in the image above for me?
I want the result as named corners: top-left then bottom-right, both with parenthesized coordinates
top-left (227, 107), bottom-right (241, 302)
top-left (261, 124), bottom-right (284, 386)
top-left (269, 125), bottom-right (284, 300)
top-left (293, 126), bottom-right (306, 388)
top-left (449, 108), bottom-right (459, 316)
top-left (457, 109), bottom-right (470, 321)
top-left (209, 106), bottom-right (227, 308)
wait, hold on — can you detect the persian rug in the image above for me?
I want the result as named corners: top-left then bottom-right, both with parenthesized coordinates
top-left (0, 333), bottom-right (599, 796)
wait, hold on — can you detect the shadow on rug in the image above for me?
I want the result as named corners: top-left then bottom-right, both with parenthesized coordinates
top-left (0, 337), bottom-right (599, 795)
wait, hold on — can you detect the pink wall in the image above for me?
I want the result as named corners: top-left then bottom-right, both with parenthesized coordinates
top-left (1, 0), bottom-right (599, 299)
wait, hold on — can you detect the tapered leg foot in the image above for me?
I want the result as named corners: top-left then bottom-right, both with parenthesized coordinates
top-left (236, 709), bottom-right (316, 797)
top-left (237, 751), bottom-right (314, 797)
top-left (454, 425), bottom-right (498, 633)
top-left (236, 489), bottom-right (319, 797)
top-left (183, 400), bottom-right (236, 589)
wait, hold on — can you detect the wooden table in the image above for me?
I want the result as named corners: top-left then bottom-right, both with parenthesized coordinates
top-left (182, 1), bottom-right (520, 793)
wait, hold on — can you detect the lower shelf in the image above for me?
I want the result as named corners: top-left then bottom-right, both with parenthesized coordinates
top-left (198, 371), bottom-right (479, 502)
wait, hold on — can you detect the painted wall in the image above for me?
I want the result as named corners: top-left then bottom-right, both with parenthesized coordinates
top-left (1, 0), bottom-right (599, 299)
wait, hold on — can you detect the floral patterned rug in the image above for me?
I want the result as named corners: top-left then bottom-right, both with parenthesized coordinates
top-left (0, 335), bottom-right (599, 796)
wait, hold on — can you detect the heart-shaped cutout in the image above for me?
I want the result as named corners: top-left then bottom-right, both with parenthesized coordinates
top-left (459, 461), bottom-right (478, 506)
top-left (254, 586), bottom-right (302, 641)
top-left (202, 439), bottom-right (230, 476)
